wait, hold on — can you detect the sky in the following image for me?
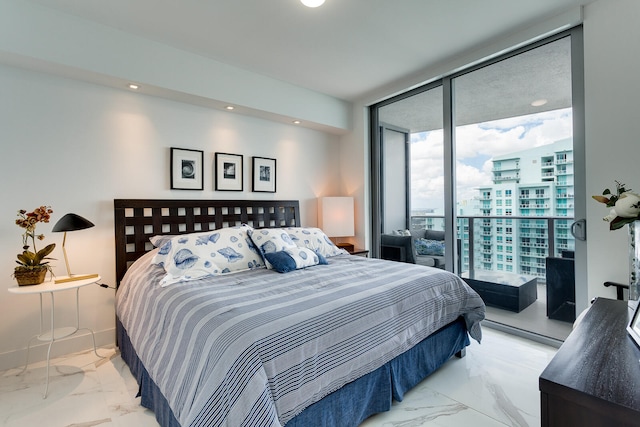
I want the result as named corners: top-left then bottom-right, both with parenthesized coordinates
top-left (410, 107), bottom-right (573, 211)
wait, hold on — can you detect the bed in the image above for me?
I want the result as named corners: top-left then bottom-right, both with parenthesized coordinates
top-left (114, 199), bottom-right (485, 427)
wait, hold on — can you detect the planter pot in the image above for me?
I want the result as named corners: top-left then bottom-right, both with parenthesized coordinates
top-left (14, 268), bottom-right (47, 286)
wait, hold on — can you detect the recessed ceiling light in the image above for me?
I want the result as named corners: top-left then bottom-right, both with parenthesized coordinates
top-left (293, 120), bottom-right (301, 124)
top-left (531, 99), bottom-right (548, 107)
top-left (128, 84), bottom-right (139, 90)
top-left (225, 106), bottom-right (235, 110)
top-left (301, 0), bottom-right (325, 7)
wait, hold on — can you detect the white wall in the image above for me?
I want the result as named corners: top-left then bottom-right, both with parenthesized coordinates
top-left (0, 64), bottom-right (341, 370)
top-left (583, 0), bottom-right (640, 301)
top-left (338, 106), bottom-right (370, 251)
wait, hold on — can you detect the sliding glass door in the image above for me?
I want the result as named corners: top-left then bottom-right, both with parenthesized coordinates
top-left (451, 35), bottom-right (579, 340)
top-left (370, 27), bottom-right (585, 342)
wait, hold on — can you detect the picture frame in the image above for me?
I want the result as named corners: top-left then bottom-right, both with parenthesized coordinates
top-left (627, 300), bottom-right (640, 349)
top-left (215, 152), bottom-right (243, 191)
top-left (170, 148), bottom-right (204, 190)
top-left (252, 157), bottom-right (276, 193)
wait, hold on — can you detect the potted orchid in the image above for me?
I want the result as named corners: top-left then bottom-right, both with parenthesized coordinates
top-left (13, 206), bottom-right (56, 285)
top-left (592, 181), bottom-right (640, 230)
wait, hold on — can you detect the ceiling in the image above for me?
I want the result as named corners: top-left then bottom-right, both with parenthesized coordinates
top-left (380, 36), bottom-right (572, 132)
top-left (28, 0), bottom-right (593, 103)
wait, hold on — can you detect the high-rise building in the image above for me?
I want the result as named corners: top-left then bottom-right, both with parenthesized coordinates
top-left (471, 138), bottom-right (574, 278)
top-left (409, 138), bottom-right (574, 279)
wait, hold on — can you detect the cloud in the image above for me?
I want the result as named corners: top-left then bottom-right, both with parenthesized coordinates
top-left (410, 130), bottom-right (445, 210)
top-left (409, 108), bottom-right (572, 209)
top-left (456, 108), bottom-right (572, 159)
top-left (456, 161), bottom-right (493, 199)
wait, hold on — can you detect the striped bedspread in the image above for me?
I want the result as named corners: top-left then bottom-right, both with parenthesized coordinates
top-left (116, 252), bottom-right (485, 427)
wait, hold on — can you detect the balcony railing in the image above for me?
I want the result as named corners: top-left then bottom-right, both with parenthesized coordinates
top-left (494, 175), bottom-right (520, 181)
top-left (519, 222), bottom-right (547, 229)
top-left (519, 204), bottom-right (550, 209)
top-left (410, 214), bottom-right (575, 280)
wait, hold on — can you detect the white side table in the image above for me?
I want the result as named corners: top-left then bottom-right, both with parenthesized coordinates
top-left (8, 275), bottom-right (104, 398)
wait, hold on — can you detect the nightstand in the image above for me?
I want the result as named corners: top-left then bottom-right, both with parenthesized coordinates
top-left (349, 248), bottom-right (369, 257)
top-left (8, 275), bottom-right (103, 398)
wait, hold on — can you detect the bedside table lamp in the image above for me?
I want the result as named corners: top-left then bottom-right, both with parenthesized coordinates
top-left (319, 197), bottom-right (355, 251)
top-left (52, 213), bottom-right (99, 283)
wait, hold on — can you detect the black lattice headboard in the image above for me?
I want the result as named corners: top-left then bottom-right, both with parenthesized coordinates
top-left (114, 199), bottom-right (300, 287)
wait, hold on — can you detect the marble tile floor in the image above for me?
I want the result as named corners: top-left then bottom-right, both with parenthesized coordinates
top-left (0, 327), bottom-right (557, 427)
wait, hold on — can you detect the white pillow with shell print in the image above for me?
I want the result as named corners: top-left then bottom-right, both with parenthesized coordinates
top-left (247, 228), bottom-right (298, 269)
top-left (284, 227), bottom-right (348, 258)
top-left (151, 224), bottom-right (264, 286)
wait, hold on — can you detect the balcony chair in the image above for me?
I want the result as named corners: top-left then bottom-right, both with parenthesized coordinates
top-left (380, 229), bottom-right (460, 270)
top-left (575, 281), bottom-right (629, 329)
top-left (603, 281), bottom-right (629, 300)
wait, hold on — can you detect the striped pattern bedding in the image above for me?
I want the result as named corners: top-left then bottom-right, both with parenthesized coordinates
top-left (116, 251), bottom-right (485, 427)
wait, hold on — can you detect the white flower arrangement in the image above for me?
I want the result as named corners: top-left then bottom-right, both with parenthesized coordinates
top-left (593, 181), bottom-right (640, 230)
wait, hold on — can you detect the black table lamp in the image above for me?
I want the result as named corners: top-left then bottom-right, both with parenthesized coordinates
top-left (52, 213), bottom-right (99, 283)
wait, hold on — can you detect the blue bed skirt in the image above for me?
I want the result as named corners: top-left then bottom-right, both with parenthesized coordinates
top-left (117, 316), bottom-right (469, 427)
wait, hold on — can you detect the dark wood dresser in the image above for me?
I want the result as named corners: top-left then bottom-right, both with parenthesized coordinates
top-left (539, 298), bottom-right (640, 427)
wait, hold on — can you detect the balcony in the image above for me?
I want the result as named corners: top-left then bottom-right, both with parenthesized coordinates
top-left (557, 243), bottom-right (575, 250)
top-left (520, 222), bottom-right (547, 229)
top-left (520, 204), bottom-right (549, 209)
top-left (398, 215), bottom-right (576, 343)
top-left (494, 175), bottom-right (519, 181)
top-left (520, 241), bottom-right (549, 248)
top-left (555, 158), bottom-right (573, 164)
top-left (410, 214), bottom-right (575, 274)
top-left (520, 231), bottom-right (547, 238)
top-left (520, 260), bottom-right (546, 268)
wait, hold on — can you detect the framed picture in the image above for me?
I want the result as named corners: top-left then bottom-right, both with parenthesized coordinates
top-left (252, 157), bottom-right (276, 193)
top-left (215, 153), bottom-right (243, 191)
top-left (627, 300), bottom-right (640, 349)
top-left (170, 148), bottom-right (204, 190)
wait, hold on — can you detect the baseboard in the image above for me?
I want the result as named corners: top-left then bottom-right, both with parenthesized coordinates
top-left (0, 327), bottom-right (115, 371)
top-left (483, 320), bottom-right (563, 349)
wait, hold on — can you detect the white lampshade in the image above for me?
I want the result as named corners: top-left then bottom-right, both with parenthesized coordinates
top-left (318, 197), bottom-right (354, 237)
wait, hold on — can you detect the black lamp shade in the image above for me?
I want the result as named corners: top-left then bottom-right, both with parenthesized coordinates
top-left (52, 213), bottom-right (95, 232)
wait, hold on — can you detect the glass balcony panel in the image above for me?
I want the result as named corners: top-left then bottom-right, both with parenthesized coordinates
top-left (411, 214), bottom-right (573, 282)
